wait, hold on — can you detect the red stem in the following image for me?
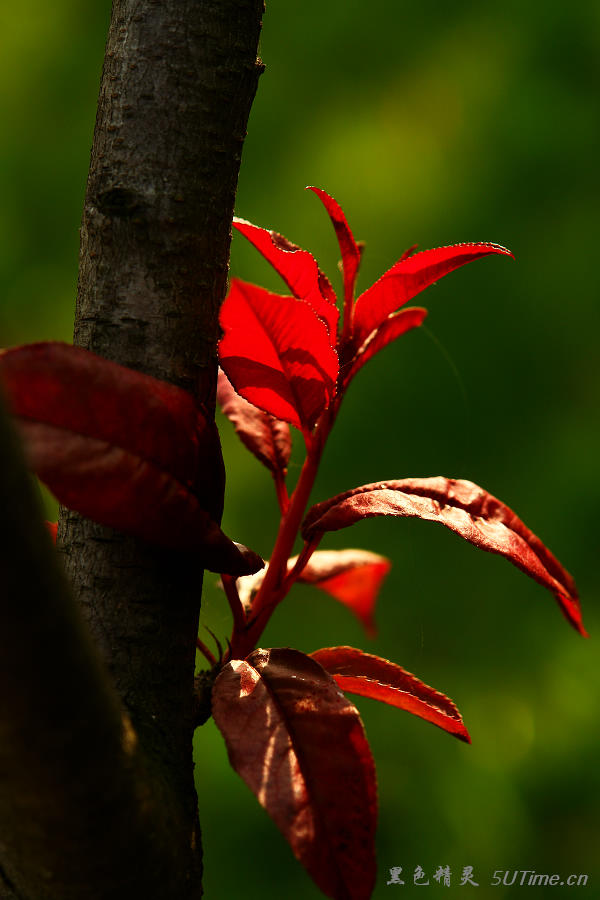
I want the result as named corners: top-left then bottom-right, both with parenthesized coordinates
top-left (229, 408), bottom-right (335, 659)
top-left (282, 535), bottom-right (321, 592)
top-left (221, 574), bottom-right (246, 636)
top-left (274, 471), bottom-right (290, 515)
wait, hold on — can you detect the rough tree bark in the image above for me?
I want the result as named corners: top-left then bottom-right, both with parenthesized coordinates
top-left (0, 1), bottom-right (263, 897)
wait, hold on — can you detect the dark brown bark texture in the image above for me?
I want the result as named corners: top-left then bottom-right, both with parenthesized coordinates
top-left (1, 1), bottom-right (263, 898)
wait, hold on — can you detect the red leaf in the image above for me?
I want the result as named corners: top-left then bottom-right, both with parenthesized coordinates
top-left (212, 648), bottom-right (377, 900)
top-left (307, 187), bottom-right (362, 306)
top-left (310, 646), bottom-right (470, 742)
top-left (217, 368), bottom-right (291, 478)
top-left (0, 342), bottom-right (263, 576)
top-left (233, 217), bottom-right (339, 340)
top-left (352, 243), bottom-right (513, 346)
top-left (294, 548), bottom-right (391, 636)
top-left (234, 547), bottom-right (389, 635)
top-left (302, 476), bottom-right (585, 635)
top-left (45, 521), bottom-right (58, 542)
top-left (343, 307), bottom-right (428, 388)
top-left (219, 279), bottom-right (339, 430)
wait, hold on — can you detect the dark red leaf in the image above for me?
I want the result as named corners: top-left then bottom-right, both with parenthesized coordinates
top-left (310, 646), bottom-right (470, 742)
top-left (45, 521), bottom-right (57, 542)
top-left (233, 217), bottom-right (339, 340)
top-left (343, 307), bottom-right (428, 387)
top-left (307, 187), bottom-right (362, 307)
top-left (294, 548), bottom-right (390, 636)
top-left (0, 342), bottom-right (262, 576)
top-left (302, 476), bottom-right (585, 635)
top-left (352, 243), bottom-right (513, 346)
top-left (219, 279), bottom-right (338, 430)
top-left (217, 368), bottom-right (291, 478)
top-left (212, 648), bottom-right (377, 900)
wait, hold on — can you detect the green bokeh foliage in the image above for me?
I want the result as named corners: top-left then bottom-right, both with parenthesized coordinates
top-left (2, 2), bottom-right (598, 897)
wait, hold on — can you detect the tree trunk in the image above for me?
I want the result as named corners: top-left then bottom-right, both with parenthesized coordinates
top-left (0, 1), bottom-right (263, 897)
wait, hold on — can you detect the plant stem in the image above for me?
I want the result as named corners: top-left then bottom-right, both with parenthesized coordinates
top-left (274, 471), bottom-right (290, 515)
top-left (221, 574), bottom-right (247, 636)
top-left (229, 408), bottom-right (334, 658)
top-left (282, 536), bottom-right (321, 591)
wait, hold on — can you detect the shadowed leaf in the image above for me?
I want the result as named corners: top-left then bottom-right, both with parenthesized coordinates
top-left (0, 342), bottom-right (262, 576)
top-left (217, 368), bottom-right (291, 478)
top-left (212, 648), bottom-right (377, 900)
top-left (310, 646), bottom-right (470, 742)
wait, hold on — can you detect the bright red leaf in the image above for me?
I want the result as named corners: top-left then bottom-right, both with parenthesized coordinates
top-left (310, 646), bottom-right (470, 742)
top-left (45, 521), bottom-right (58, 542)
top-left (0, 342), bottom-right (263, 576)
top-left (352, 242), bottom-right (513, 346)
top-left (212, 648), bottom-right (377, 900)
top-left (307, 186), bottom-right (362, 307)
top-left (233, 217), bottom-right (339, 340)
top-left (217, 368), bottom-right (291, 479)
top-left (219, 279), bottom-right (339, 430)
top-left (343, 306), bottom-right (428, 388)
top-left (302, 476), bottom-right (585, 635)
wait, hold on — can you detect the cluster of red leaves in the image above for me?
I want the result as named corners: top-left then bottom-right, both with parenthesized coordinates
top-left (212, 188), bottom-right (586, 899)
top-left (0, 187), bottom-right (586, 900)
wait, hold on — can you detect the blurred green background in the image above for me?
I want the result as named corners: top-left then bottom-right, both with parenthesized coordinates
top-left (2, 1), bottom-right (598, 897)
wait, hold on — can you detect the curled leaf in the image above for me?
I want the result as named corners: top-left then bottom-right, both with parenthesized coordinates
top-left (217, 368), bottom-right (291, 479)
top-left (310, 646), bottom-right (470, 742)
top-left (302, 476), bottom-right (585, 635)
top-left (219, 279), bottom-right (339, 430)
top-left (212, 648), bottom-right (377, 900)
top-left (0, 342), bottom-right (262, 576)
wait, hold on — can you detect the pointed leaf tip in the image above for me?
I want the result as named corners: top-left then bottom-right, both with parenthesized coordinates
top-left (307, 186), bottom-right (362, 307)
top-left (294, 548), bottom-right (391, 636)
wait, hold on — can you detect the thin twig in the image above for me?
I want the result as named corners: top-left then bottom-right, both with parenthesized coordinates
top-left (196, 638), bottom-right (217, 668)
